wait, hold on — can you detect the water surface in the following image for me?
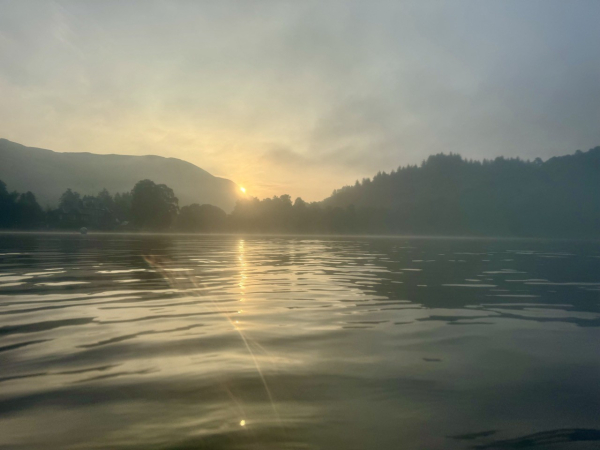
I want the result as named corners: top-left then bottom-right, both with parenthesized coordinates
top-left (0, 234), bottom-right (599, 449)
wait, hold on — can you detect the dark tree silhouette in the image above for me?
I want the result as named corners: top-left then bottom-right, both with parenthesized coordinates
top-left (0, 180), bottom-right (17, 228)
top-left (177, 204), bottom-right (227, 232)
top-left (323, 146), bottom-right (600, 237)
top-left (130, 179), bottom-right (179, 230)
top-left (0, 180), bottom-right (43, 229)
top-left (14, 191), bottom-right (44, 228)
top-left (47, 187), bottom-right (130, 230)
top-left (113, 191), bottom-right (132, 223)
top-left (59, 189), bottom-right (82, 213)
top-left (3, 145), bottom-right (600, 237)
top-left (97, 189), bottom-right (115, 211)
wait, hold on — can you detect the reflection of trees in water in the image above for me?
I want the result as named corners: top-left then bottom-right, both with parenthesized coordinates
top-left (451, 428), bottom-right (600, 449)
top-left (0, 234), bottom-right (179, 294)
top-left (1, 235), bottom-right (599, 449)
top-left (302, 237), bottom-right (600, 321)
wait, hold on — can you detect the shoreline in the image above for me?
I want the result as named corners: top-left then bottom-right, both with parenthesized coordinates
top-left (1, 230), bottom-right (598, 243)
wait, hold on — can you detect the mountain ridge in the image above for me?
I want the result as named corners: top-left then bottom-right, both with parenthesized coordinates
top-left (0, 138), bottom-right (241, 212)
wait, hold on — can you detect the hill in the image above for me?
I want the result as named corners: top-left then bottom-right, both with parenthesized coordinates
top-left (0, 139), bottom-right (241, 212)
top-left (322, 147), bottom-right (600, 237)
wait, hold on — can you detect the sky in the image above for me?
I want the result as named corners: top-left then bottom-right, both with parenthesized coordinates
top-left (1, 1), bottom-right (600, 201)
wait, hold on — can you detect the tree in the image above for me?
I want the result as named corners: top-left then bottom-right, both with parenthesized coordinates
top-left (293, 197), bottom-right (307, 209)
top-left (97, 189), bottom-right (115, 211)
top-left (59, 189), bottom-right (82, 212)
top-left (130, 179), bottom-right (179, 230)
top-left (177, 204), bottom-right (226, 232)
top-left (15, 191), bottom-right (43, 228)
top-left (0, 180), bottom-right (43, 229)
top-left (0, 180), bottom-right (18, 228)
top-left (114, 192), bottom-right (132, 223)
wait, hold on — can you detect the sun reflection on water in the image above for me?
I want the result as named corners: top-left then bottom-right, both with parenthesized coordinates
top-left (142, 241), bottom-right (283, 438)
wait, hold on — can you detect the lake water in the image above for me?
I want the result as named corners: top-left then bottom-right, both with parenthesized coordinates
top-left (0, 233), bottom-right (599, 450)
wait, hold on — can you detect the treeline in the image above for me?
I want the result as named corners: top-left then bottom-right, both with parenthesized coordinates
top-left (228, 196), bottom-right (389, 233)
top-left (324, 147), bottom-right (600, 237)
top-left (0, 180), bottom-right (44, 229)
top-left (0, 179), bottom-right (180, 232)
top-left (2, 145), bottom-right (600, 237)
top-left (0, 178), bottom-right (384, 233)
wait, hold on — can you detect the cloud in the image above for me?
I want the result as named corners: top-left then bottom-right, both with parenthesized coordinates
top-left (262, 146), bottom-right (313, 168)
top-left (1, 1), bottom-right (599, 201)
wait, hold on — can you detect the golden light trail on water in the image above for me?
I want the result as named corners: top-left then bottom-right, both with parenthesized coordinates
top-left (143, 244), bottom-right (284, 436)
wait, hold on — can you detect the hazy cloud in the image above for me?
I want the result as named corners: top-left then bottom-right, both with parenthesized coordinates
top-left (1, 0), bottom-right (599, 200)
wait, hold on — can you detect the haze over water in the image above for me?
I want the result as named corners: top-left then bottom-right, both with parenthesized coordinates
top-left (0, 233), bottom-right (599, 449)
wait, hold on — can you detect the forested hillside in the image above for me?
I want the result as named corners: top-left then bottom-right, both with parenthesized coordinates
top-left (322, 147), bottom-right (600, 237)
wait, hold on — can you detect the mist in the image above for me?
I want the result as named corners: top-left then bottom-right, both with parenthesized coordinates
top-left (1, 0), bottom-right (599, 200)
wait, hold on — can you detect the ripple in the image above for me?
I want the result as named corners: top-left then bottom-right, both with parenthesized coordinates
top-left (443, 284), bottom-right (497, 288)
top-left (0, 233), bottom-right (599, 450)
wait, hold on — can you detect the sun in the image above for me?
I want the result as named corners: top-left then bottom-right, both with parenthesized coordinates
top-left (240, 187), bottom-right (246, 193)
